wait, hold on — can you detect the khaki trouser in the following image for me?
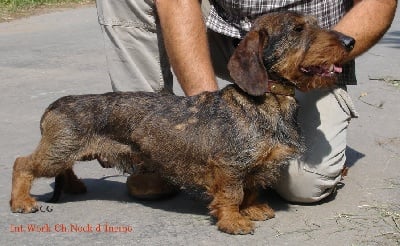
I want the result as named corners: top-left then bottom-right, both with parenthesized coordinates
top-left (96, 0), bottom-right (358, 203)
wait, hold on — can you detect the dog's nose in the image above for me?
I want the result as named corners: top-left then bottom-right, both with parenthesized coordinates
top-left (339, 35), bottom-right (355, 52)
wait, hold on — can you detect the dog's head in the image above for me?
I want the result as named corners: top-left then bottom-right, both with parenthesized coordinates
top-left (228, 12), bottom-right (355, 96)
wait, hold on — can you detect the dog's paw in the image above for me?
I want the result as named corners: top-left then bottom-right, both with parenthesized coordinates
top-left (240, 204), bottom-right (275, 221)
top-left (217, 215), bottom-right (255, 235)
top-left (10, 197), bottom-right (38, 213)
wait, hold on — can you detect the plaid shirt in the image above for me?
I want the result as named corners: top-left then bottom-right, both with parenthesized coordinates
top-left (206, 0), bottom-right (356, 84)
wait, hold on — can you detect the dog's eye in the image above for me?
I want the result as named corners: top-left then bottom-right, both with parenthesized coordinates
top-left (293, 25), bottom-right (304, 33)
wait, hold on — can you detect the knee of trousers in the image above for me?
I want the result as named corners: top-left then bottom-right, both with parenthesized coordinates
top-left (274, 158), bottom-right (344, 203)
top-left (274, 88), bottom-right (356, 203)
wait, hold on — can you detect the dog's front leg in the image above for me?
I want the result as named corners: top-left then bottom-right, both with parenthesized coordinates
top-left (209, 195), bottom-right (254, 234)
top-left (209, 185), bottom-right (255, 235)
top-left (207, 162), bottom-right (254, 235)
top-left (240, 189), bottom-right (275, 221)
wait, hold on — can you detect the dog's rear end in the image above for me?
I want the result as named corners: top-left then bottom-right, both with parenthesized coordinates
top-left (10, 12), bottom-right (354, 234)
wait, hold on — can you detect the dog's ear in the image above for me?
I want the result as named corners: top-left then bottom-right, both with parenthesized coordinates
top-left (227, 30), bottom-right (269, 96)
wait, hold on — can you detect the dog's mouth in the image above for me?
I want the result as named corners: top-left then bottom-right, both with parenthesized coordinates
top-left (300, 64), bottom-right (343, 77)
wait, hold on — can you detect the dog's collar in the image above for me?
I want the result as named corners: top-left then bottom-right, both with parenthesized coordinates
top-left (266, 80), bottom-right (295, 96)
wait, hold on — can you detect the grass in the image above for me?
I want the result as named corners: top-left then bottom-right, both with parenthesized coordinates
top-left (369, 76), bottom-right (400, 88)
top-left (0, 0), bottom-right (94, 21)
top-left (334, 204), bottom-right (400, 244)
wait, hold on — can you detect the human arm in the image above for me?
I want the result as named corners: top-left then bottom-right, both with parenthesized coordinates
top-left (333, 0), bottom-right (397, 61)
top-left (155, 0), bottom-right (218, 96)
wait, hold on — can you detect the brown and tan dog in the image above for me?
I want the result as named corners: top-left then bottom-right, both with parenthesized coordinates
top-left (10, 12), bottom-right (354, 234)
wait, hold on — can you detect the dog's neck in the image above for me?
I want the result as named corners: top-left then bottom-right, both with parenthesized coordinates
top-left (266, 80), bottom-right (295, 96)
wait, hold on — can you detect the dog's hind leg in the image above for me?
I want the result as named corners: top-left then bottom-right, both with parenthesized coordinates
top-left (10, 132), bottom-right (81, 213)
top-left (47, 172), bottom-right (65, 203)
top-left (10, 155), bottom-right (40, 213)
top-left (10, 150), bottom-right (75, 213)
top-left (47, 168), bottom-right (87, 203)
top-left (48, 137), bottom-right (138, 203)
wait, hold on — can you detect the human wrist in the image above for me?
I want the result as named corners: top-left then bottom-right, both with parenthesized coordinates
top-left (181, 80), bottom-right (219, 96)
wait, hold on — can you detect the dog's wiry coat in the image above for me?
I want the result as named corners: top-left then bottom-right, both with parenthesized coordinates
top-left (10, 12), bottom-right (354, 234)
